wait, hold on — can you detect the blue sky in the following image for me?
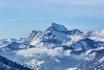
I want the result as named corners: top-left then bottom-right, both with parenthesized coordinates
top-left (0, 0), bottom-right (104, 39)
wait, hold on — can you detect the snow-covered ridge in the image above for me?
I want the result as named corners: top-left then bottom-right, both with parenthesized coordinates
top-left (0, 23), bottom-right (104, 70)
top-left (27, 23), bottom-right (85, 48)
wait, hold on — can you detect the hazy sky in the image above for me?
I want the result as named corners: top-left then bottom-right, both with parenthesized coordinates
top-left (0, 0), bottom-right (104, 39)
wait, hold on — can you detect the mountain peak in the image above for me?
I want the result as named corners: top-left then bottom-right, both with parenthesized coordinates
top-left (51, 22), bottom-right (58, 26)
top-left (41, 23), bottom-right (70, 46)
top-left (46, 23), bottom-right (68, 33)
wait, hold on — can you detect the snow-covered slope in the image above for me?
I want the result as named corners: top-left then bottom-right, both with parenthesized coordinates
top-left (70, 38), bottom-right (104, 52)
top-left (0, 39), bottom-right (10, 49)
top-left (0, 23), bottom-right (104, 70)
top-left (79, 47), bottom-right (104, 70)
top-left (27, 30), bottom-right (43, 46)
top-left (28, 23), bottom-right (84, 48)
top-left (89, 29), bottom-right (104, 42)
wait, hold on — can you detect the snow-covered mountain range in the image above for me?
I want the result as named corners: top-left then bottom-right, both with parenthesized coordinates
top-left (0, 23), bottom-right (104, 70)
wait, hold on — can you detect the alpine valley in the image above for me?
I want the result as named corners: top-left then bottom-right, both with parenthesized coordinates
top-left (0, 23), bottom-right (104, 70)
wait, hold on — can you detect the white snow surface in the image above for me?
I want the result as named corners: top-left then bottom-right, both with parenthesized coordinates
top-left (98, 57), bottom-right (104, 63)
top-left (90, 29), bottom-right (104, 42)
top-left (0, 24), bottom-right (104, 70)
top-left (66, 67), bottom-right (78, 70)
